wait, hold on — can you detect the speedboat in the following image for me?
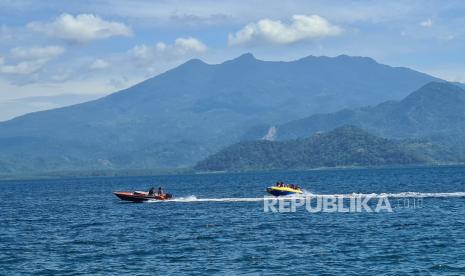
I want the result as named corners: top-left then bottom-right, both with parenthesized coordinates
top-left (266, 185), bottom-right (303, 196)
top-left (114, 191), bottom-right (173, 202)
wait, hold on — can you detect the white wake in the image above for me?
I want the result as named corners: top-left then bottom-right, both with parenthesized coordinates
top-left (146, 192), bottom-right (465, 203)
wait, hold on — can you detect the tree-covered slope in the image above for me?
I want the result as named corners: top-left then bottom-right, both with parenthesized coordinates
top-left (195, 125), bottom-right (457, 172)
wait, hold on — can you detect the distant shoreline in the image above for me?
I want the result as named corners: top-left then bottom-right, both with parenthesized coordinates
top-left (195, 162), bottom-right (465, 174)
top-left (1, 162), bottom-right (464, 182)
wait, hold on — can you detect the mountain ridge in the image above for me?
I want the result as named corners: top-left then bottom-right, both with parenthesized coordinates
top-left (0, 54), bottom-right (450, 174)
top-left (266, 82), bottom-right (465, 141)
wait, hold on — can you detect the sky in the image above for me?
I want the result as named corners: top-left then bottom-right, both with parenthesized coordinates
top-left (1, 0), bottom-right (465, 120)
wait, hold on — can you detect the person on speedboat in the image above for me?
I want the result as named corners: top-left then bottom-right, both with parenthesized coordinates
top-left (148, 187), bottom-right (155, 196)
top-left (158, 186), bottom-right (164, 196)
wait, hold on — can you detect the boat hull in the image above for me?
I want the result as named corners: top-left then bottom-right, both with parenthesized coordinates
top-left (266, 187), bottom-right (303, 197)
top-left (114, 191), bottom-right (172, 202)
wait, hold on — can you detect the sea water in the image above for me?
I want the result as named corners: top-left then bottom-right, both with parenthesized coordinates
top-left (1, 166), bottom-right (465, 274)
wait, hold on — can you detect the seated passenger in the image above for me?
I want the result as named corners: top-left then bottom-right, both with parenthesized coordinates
top-left (148, 187), bottom-right (155, 196)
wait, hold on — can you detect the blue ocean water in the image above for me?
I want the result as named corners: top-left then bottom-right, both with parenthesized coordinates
top-left (1, 166), bottom-right (465, 275)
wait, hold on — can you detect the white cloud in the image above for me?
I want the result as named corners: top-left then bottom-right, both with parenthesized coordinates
top-left (0, 46), bottom-right (65, 75)
top-left (171, 37), bottom-right (208, 54)
top-left (89, 0), bottom-right (410, 26)
top-left (28, 13), bottom-right (133, 43)
top-left (10, 46), bottom-right (65, 60)
top-left (420, 19), bottom-right (433, 27)
top-left (228, 14), bottom-right (342, 45)
top-left (131, 44), bottom-right (152, 60)
top-left (127, 37), bottom-right (208, 76)
top-left (0, 60), bottom-right (47, 75)
top-left (130, 37), bottom-right (207, 62)
top-left (90, 59), bottom-right (111, 69)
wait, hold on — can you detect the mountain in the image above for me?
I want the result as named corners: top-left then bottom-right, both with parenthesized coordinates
top-left (195, 125), bottom-right (456, 172)
top-left (259, 82), bottom-right (465, 146)
top-left (0, 54), bottom-right (444, 174)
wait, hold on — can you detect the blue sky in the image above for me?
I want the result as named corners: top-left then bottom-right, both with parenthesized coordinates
top-left (1, 0), bottom-right (465, 120)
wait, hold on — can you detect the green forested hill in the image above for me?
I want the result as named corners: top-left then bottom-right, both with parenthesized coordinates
top-left (195, 125), bottom-right (461, 172)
